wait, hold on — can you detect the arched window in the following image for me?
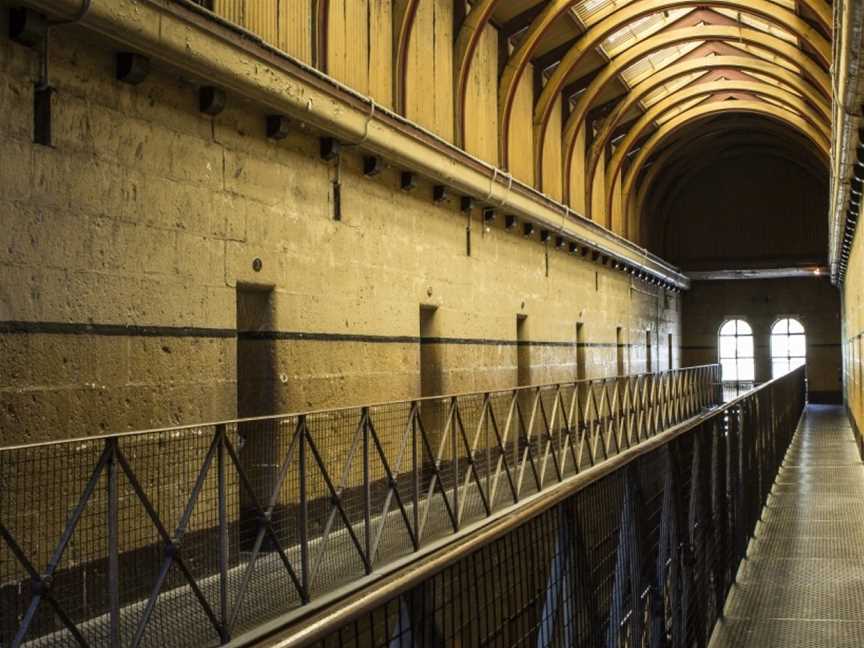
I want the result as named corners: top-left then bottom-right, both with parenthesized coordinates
top-left (719, 319), bottom-right (755, 383)
top-left (771, 318), bottom-right (806, 377)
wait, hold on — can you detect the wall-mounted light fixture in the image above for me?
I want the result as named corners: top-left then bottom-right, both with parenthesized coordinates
top-left (400, 171), bottom-right (417, 192)
top-left (266, 115), bottom-right (291, 140)
top-left (199, 86), bottom-right (226, 115)
top-left (320, 137), bottom-right (341, 161)
top-left (363, 155), bottom-right (383, 177)
top-left (115, 52), bottom-right (149, 85)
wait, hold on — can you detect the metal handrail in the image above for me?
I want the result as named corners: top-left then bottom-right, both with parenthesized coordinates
top-left (249, 366), bottom-right (807, 648)
top-left (0, 365), bottom-right (721, 647)
top-left (0, 364), bottom-right (722, 453)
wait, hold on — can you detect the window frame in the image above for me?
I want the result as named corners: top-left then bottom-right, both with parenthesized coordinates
top-left (770, 317), bottom-right (806, 377)
top-left (718, 318), bottom-right (755, 383)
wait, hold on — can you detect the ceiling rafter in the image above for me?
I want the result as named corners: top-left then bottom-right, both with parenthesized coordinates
top-left (604, 79), bottom-right (830, 215)
top-left (586, 53), bottom-right (830, 212)
top-left (499, 0), bottom-right (831, 172)
top-left (555, 23), bottom-right (830, 204)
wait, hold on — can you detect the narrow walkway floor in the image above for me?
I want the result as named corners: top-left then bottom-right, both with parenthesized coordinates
top-left (710, 405), bottom-right (864, 647)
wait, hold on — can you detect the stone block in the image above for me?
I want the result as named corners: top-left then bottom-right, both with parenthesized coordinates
top-left (0, 139), bottom-right (32, 204)
top-left (168, 131), bottom-right (223, 189)
top-left (0, 333), bottom-right (32, 388)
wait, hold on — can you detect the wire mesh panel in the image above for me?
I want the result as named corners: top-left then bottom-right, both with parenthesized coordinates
top-left (0, 365), bottom-right (723, 647)
top-left (298, 366), bottom-right (805, 648)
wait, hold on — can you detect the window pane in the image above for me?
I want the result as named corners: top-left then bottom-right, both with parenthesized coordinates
top-left (737, 335), bottom-right (754, 358)
top-left (772, 319), bottom-right (788, 335)
top-left (720, 336), bottom-right (737, 359)
top-left (737, 359), bottom-right (755, 381)
top-left (736, 320), bottom-right (753, 335)
top-left (772, 335), bottom-right (789, 358)
top-left (720, 320), bottom-right (737, 336)
top-left (772, 359), bottom-right (788, 378)
top-left (788, 318), bottom-right (804, 334)
top-left (789, 335), bottom-right (806, 357)
top-left (790, 356), bottom-right (806, 370)
top-left (721, 359), bottom-right (738, 381)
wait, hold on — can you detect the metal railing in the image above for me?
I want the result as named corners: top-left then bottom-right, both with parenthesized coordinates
top-left (721, 380), bottom-right (756, 402)
top-left (0, 365), bottom-right (720, 647)
top-left (258, 366), bottom-right (806, 648)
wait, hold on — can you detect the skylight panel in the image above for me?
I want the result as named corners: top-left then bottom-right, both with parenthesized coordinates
top-left (571, 0), bottom-right (629, 26)
top-left (713, 8), bottom-right (798, 44)
top-left (619, 41), bottom-right (703, 86)
top-left (600, 8), bottom-right (692, 57)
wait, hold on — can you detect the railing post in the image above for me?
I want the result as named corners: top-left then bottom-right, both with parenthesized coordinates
top-left (216, 423), bottom-right (230, 642)
top-left (298, 415), bottom-right (310, 603)
top-left (411, 402), bottom-right (420, 547)
top-left (106, 437), bottom-right (120, 648)
top-left (452, 397), bottom-right (460, 532)
top-left (362, 407), bottom-right (372, 572)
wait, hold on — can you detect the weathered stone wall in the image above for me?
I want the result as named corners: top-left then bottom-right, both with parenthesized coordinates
top-left (0, 20), bottom-right (681, 445)
top-left (843, 217), bottom-right (864, 438)
top-left (682, 278), bottom-right (842, 401)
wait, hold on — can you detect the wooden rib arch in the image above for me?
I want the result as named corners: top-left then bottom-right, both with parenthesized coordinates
top-left (392, 0), bottom-right (421, 115)
top-left (553, 22), bottom-right (831, 203)
top-left (607, 82), bottom-right (829, 222)
top-left (313, 0), bottom-right (329, 71)
top-left (498, 0), bottom-right (830, 170)
top-left (585, 57), bottom-right (830, 216)
top-left (453, 0), bottom-right (498, 146)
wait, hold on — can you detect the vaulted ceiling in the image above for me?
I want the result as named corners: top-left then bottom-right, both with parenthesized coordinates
top-left (455, 0), bottom-right (831, 241)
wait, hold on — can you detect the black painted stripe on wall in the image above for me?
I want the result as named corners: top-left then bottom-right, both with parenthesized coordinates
top-left (241, 331), bottom-right (632, 348)
top-left (241, 330), bottom-right (418, 344)
top-left (0, 320), bottom-right (635, 348)
top-left (0, 320), bottom-right (235, 338)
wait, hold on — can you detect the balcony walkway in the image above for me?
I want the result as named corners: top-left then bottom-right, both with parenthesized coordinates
top-left (710, 405), bottom-right (864, 647)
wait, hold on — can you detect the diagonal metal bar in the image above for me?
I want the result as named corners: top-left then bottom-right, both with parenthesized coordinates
top-left (10, 444), bottom-right (111, 648)
top-left (0, 524), bottom-right (88, 648)
top-left (370, 404), bottom-right (420, 557)
top-left (367, 416), bottom-right (419, 559)
top-left (222, 435), bottom-right (307, 617)
top-left (307, 412), bottom-right (368, 583)
top-left (514, 390), bottom-right (542, 497)
top-left (226, 418), bottom-right (305, 630)
top-left (304, 424), bottom-right (373, 576)
top-left (453, 402), bottom-right (491, 525)
top-left (117, 432), bottom-right (225, 648)
top-left (536, 389), bottom-right (563, 486)
top-left (415, 407), bottom-right (459, 540)
top-left (486, 397), bottom-right (518, 509)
